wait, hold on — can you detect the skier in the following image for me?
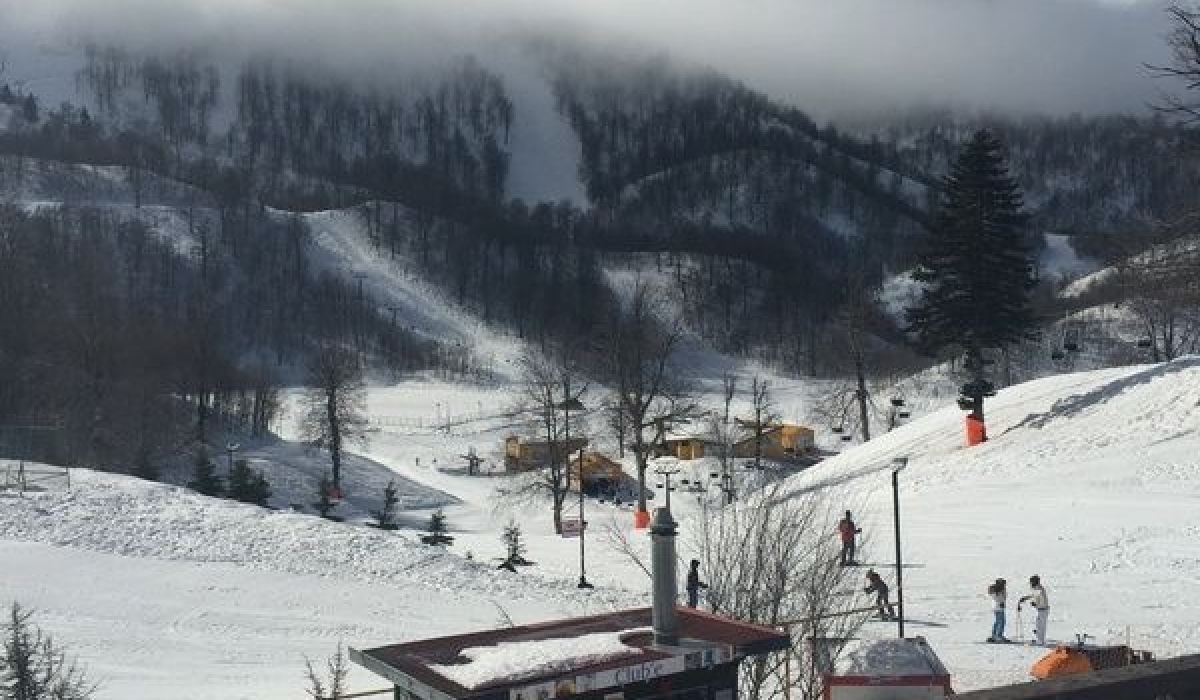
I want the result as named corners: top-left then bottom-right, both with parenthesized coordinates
top-left (987, 578), bottom-right (1009, 642)
top-left (685, 559), bottom-right (708, 608)
top-left (837, 510), bottom-right (862, 566)
top-left (1018, 575), bottom-right (1050, 645)
top-left (863, 569), bottom-right (895, 620)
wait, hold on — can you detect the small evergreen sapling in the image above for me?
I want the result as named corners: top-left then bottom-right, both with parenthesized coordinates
top-left (373, 480), bottom-right (400, 530)
top-left (228, 459), bottom-right (272, 506)
top-left (187, 447), bottom-right (223, 497)
top-left (498, 521), bottom-right (531, 571)
top-left (420, 508), bottom-right (454, 545)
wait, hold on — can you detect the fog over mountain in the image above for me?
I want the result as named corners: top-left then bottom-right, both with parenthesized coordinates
top-left (0, 0), bottom-right (1180, 118)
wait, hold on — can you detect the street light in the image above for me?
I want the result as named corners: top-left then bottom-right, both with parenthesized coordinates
top-left (576, 445), bottom-right (593, 589)
top-left (891, 456), bottom-right (908, 639)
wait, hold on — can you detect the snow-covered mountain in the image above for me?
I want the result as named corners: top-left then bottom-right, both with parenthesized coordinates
top-left (4, 359), bottom-right (1200, 698)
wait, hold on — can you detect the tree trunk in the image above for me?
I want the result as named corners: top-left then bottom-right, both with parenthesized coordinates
top-left (855, 358), bottom-right (871, 442)
top-left (326, 388), bottom-right (342, 488)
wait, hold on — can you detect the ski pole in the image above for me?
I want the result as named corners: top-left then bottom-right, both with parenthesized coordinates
top-left (1017, 606), bottom-right (1023, 643)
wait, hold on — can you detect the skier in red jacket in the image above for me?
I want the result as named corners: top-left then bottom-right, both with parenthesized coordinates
top-left (837, 510), bottom-right (861, 566)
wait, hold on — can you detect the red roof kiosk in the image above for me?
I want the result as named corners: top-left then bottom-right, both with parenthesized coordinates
top-left (813, 637), bottom-right (952, 699)
top-left (351, 507), bottom-right (790, 700)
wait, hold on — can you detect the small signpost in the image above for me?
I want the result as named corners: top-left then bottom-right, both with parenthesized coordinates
top-left (560, 517), bottom-right (586, 538)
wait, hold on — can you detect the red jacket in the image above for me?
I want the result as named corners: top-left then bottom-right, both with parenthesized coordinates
top-left (838, 518), bottom-right (857, 543)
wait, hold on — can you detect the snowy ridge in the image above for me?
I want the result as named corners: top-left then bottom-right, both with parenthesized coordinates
top-left (0, 469), bottom-right (640, 609)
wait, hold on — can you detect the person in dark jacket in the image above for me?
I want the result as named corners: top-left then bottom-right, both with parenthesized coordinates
top-left (864, 569), bottom-right (895, 620)
top-left (686, 559), bottom-right (708, 608)
top-left (837, 510), bottom-right (862, 566)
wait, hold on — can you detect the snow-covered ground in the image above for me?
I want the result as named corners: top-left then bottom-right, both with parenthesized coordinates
top-left (4, 358), bottom-right (1200, 698)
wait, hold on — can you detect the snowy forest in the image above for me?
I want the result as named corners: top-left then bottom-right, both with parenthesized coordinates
top-left (2, 40), bottom-right (1200, 471)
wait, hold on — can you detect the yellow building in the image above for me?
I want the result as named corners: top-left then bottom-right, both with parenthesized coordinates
top-left (662, 435), bottom-right (708, 460)
top-left (732, 423), bottom-right (815, 461)
top-left (504, 435), bottom-right (590, 471)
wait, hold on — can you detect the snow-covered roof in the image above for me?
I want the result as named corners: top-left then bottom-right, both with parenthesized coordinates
top-left (429, 629), bottom-right (647, 689)
top-left (829, 638), bottom-right (950, 678)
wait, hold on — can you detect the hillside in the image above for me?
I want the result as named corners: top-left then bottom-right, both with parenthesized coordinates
top-left (2, 30), bottom-right (1195, 381)
top-left (4, 360), bottom-right (1200, 697)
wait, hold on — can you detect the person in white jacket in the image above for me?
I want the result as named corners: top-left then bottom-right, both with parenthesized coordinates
top-left (987, 578), bottom-right (1008, 642)
top-left (1018, 575), bottom-right (1050, 645)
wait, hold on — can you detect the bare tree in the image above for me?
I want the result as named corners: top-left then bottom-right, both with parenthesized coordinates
top-left (1113, 235), bottom-right (1200, 361)
top-left (304, 641), bottom-right (350, 700)
top-left (1151, 4), bottom-right (1200, 123)
top-left (2, 603), bottom-right (96, 700)
top-left (301, 344), bottom-right (368, 492)
top-left (603, 280), bottom-right (697, 516)
top-left (735, 376), bottom-right (778, 471)
top-left (508, 349), bottom-right (587, 534)
top-left (689, 484), bottom-right (867, 700)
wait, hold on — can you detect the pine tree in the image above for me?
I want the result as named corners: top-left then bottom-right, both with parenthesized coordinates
top-left (498, 521), bottom-right (528, 571)
top-left (187, 447), bottom-right (223, 497)
top-left (2, 603), bottom-right (95, 700)
top-left (228, 459), bottom-right (272, 507)
top-left (905, 129), bottom-right (1037, 425)
top-left (373, 480), bottom-right (400, 530)
top-left (420, 508), bottom-right (454, 545)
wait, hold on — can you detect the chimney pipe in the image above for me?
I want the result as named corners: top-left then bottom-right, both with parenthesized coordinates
top-left (650, 505), bottom-right (679, 646)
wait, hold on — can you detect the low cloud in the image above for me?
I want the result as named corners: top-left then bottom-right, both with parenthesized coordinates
top-left (0, 0), bottom-right (1180, 117)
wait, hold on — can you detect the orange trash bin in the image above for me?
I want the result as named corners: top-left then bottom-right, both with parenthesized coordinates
top-left (965, 415), bottom-right (987, 446)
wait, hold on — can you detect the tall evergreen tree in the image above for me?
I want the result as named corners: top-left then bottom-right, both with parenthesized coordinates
top-left (906, 130), bottom-right (1036, 427)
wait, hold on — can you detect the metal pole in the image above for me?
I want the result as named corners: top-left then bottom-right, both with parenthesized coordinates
top-left (578, 446), bottom-right (592, 589)
top-left (892, 462), bottom-right (905, 639)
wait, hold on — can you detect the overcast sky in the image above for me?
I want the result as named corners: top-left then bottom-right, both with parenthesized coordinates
top-left (0, 0), bottom-right (1182, 118)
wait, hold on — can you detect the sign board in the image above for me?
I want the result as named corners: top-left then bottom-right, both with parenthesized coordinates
top-left (560, 518), bottom-right (586, 538)
top-left (507, 646), bottom-right (734, 700)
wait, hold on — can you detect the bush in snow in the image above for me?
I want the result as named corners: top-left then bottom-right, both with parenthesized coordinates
top-left (187, 447), bottom-right (223, 497)
top-left (373, 480), bottom-right (400, 530)
top-left (420, 508), bottom-right (454, 545)
top-left (228, 459), bottom-right (272, 507)
top-left (1, 602), bottom-right (95, 700)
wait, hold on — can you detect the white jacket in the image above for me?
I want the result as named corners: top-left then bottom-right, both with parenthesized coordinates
top-left (990, 590), bottom-right (1006, 611)
top-left (1023, 586), bottom-right (1049, 610)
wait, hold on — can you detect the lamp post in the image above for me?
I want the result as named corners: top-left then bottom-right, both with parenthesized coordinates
top-left (555, 382), bottom-right (590, 589)
top-left (891, 456), bottom-right (908, 639)
top-left (576, 445), bottom-right (593, 589)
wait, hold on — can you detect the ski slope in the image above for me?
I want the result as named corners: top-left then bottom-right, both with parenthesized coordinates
top-left (3, 360), bottom-right (1200, 698)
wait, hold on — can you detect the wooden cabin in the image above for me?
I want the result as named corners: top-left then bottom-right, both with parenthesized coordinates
top-left (568, 452), bottom-right (626, 491)
top-left (661, 435), bottom-right (708, 460)
top-left (732, 423), bottom-right (815, 461)
top-left (504, 435), bottom-right (590, 471)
